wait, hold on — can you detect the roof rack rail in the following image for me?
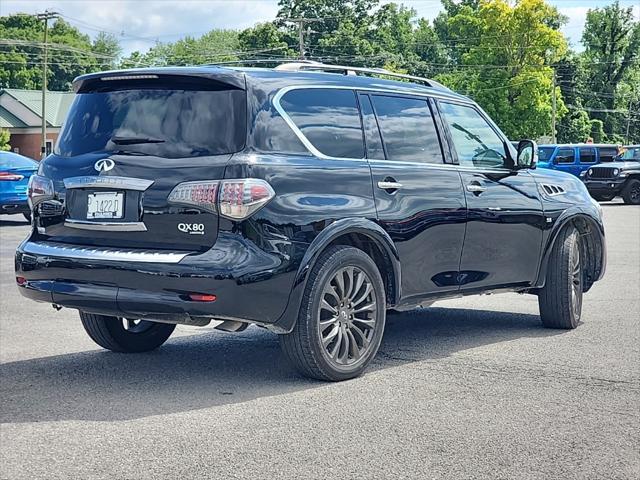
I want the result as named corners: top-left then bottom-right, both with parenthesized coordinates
top-left (274, 61), bottom-right (447, 90)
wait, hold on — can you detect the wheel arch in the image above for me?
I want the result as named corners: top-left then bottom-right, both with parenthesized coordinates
top-left (536, 209), bottom-right (606, 292)
top-left (272, 218), bottom-right (401, 333)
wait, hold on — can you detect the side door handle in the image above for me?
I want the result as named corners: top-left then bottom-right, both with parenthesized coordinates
top-left (466, 182), bottom-right (486, 194)
top-left (377, 178), bottom-right (403, 192)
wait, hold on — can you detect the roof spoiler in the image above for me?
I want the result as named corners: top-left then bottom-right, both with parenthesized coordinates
top-left (72, 67), bottom-right (246, 93)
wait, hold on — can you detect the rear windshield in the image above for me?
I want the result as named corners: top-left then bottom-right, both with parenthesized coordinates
top-left (538, 147), bottom-right (555, 161)
top-left (55, 88), bottom-right (246, 158)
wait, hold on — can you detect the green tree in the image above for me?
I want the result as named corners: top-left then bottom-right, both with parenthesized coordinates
top-left (92, 32), bottom-right (122, 70)
top-left (558, 109), bottom-right (591, 143)
top-left (276, 0), bottom-right (378, 51)
top-left (238, 22), bottom-right (295, 60)
top-left (0, 14), bottom-right (45, 89)
top-left (589, 119), bottom-right (606, 143)
top-left (435, 0), bottom-right (568, 140)
top-left (0, 129), bottom-right (10, 151)
top-left (581, 1), bottom-right (640, 140)
top-left (120, 29), bottom-right (240, 67)
top-left (0, 15), bottom-right (120, 91)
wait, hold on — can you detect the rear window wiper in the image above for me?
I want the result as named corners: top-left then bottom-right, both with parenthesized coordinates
top-left (110, 136), bottom-right (165, 145)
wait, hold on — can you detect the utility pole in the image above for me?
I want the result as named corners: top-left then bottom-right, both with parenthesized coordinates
top-left (625, 100), bottom-right (633, 144)
top-left (551, 71), bottom-right (557, 144)
top-left (35, 10), bottom-right (58, 159)
top-left (287, 18), bottom-right (322, 60)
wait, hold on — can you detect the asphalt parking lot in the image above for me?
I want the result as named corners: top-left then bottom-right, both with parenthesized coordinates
top-left (1, 201), bottom-right (639, 480)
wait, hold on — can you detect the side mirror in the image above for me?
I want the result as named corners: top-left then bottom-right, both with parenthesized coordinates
top-left (516, 140), bottom-right (538, 169)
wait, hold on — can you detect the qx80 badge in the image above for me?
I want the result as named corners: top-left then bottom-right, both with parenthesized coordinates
top-left (178, 223), bottom-right (205, 235)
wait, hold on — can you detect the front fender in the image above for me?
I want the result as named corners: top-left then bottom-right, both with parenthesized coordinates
top-left (535, 205), bottom-right (606, 288)
top-left (271, 218), bottom-right (401, 333)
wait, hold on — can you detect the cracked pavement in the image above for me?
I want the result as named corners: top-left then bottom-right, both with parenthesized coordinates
top-left (1, 201), bottom-right (639, 479)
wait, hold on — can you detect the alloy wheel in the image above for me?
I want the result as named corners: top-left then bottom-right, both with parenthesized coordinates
top-left (121, 318), bottom-right (154, 333)
top-left (571, 243), bottom-right (582, 321)
top-left (318, 266), bottom-right (378, 367)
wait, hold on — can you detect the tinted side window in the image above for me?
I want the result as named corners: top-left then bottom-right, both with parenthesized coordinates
top-left (579, 148), bottom-right (596, 163)
top-left (538, 147), bottom-right (556, 161)
top-left (556, 148), bottom-right (575, 164)
top-left (280, 88), bottom-right (364, 158)
top-left (370, 95), bottom-right (443, 163)
top-left (598, 148), bottom-right (618, 162)
top-left (438, 102), bottom-right (507, 168)
top-left (358, 94), bottom-right (385, 160)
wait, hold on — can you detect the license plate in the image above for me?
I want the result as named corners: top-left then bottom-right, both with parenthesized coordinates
top-left (87, 192), bottom-right (124, 219)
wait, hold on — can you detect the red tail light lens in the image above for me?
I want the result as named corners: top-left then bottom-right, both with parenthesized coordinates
top-left (188, 293), bottom-right (217, 302)
top-left (218, 179), bottom-right (275, 219)
top-left (0, 171), bottom-right (24, 181)
top-left (168, 180), bottom-right (219, 213)
top-left (168, 179), bottom-right (274, 220)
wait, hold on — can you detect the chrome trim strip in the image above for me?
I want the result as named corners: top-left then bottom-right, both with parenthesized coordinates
top-left (64, 176), bottom-right (154, 191)
top-left (22, 241), bottom-right (190, 263)
top-left (64, 219), bottom-right (148, 232)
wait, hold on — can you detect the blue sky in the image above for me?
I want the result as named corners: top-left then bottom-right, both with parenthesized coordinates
top-left (1, 0), bottom-right (639, 56)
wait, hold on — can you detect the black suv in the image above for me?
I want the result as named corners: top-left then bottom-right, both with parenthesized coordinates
top-left (16, 63), bottom-right (606, 381)
top-left (582, 145), bottom-right (640, 204)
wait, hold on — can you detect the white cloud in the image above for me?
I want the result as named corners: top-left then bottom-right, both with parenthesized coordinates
top-left (1, 0), bottom-right (638, 56)
top-left (0, 0), bottom-right (280, 54)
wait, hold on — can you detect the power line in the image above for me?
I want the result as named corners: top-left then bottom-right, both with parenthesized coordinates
top-left (285, 18), bottom-right (323, 59)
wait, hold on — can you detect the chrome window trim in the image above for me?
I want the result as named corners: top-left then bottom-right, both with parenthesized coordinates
top-left (64, 219), bottom-right (148, 232)
top-left (63, 176), bottom-right (154, 191)
top-left (21, 241), bottom-right (190, 263)
top-left (272, 84), bottom-right (471, 163)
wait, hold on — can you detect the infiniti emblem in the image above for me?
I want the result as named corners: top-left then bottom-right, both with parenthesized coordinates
top-left (94, 158), bottom-right (115, 172)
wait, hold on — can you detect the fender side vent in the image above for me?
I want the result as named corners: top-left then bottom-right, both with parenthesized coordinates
top-left (541, 184), bottom-right (566, 196)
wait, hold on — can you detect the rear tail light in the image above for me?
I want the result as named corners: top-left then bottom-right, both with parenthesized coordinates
top-left (168, 181), bottom-right (219, 213)
top-left (0, 171), bottom-right (24, 181)
top-left (27, 175), bottom-right (54, 208)
top-left (188, 293), bottom-right (217, 302)
top-left (168, 179), bottom-right (275, 220)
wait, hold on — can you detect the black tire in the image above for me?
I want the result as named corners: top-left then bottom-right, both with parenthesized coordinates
top-left (591, 193), bottom-right (614, 202)
top-left (23, 212), bottom-right (31, 222)
top-left (79, 312), bottom-right (175, 352)
top-left (621, 178), bottom-right (640, 205)
top-left (538, 226), bottom-right (583, 329)
top-left (279, 245), bottom-right (386, 381)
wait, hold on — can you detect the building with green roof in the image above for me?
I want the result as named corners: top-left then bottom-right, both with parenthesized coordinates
top-left (0, 88), bottom-right (74, 160)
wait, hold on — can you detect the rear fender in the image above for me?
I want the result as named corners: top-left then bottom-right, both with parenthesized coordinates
top-left (271, 218), bottom-right (401, 333)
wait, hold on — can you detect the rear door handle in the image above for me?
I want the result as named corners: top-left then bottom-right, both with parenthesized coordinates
top-left (466, 183), bottom-right (486, 193)
top-left (377, 181), bottom-right (403, 189)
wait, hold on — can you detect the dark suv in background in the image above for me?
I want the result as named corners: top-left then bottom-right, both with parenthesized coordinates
top-left (16, 62), bottom-right (606, 381)
top-left (583, 145), bottom-right (640, 204)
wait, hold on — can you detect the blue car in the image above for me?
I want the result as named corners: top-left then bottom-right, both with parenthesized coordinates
top-left (0, 151), bottom-right (38, 221)
top-left (537, 144), bottom-right (620, 177)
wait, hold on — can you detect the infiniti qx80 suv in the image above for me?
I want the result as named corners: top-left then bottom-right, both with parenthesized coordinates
top-left (16, 62), bottom-right (606, 381)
